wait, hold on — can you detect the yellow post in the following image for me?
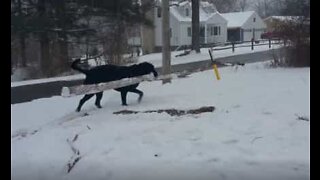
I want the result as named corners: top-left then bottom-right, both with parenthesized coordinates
top-left (213, 64), bottom-right (221, 80)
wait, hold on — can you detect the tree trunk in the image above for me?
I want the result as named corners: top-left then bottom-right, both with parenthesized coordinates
top-left (39, 32), bottom-right (51, 76)
top-left (56, 0), bottom-right (69, 74)
top-left (37, 0), bottom-right (51, 76)
top-left (162, 0), bottom-right (171, 84)
top-left (141, 0), bottom-right (155, 54)
top-left (11, 58), bottom-right (13, 75)
top-left (57, 33), bottom-right (69, 73)
top-left (19, 33), bottom-right (27, 67)
top-left (17, 0), bottom-right (27, 67)
top-left (191, 0), bottom-right (200, 53)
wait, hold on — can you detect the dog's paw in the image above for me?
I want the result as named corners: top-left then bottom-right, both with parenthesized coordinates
top-left (95, 104), bottom-right (102, 109)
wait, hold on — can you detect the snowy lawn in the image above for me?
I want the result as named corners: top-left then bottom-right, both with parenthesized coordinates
top-left (11, 61), bottom-right (309, 180)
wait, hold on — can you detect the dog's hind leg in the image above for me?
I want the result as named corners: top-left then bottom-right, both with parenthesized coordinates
top-left (129, 89), bottom-right (144, 103)
top-left (95, 92), bottom-right (103, 109)
top-left (120, 91), bottom-right (128, 106)
top-left (76, 94), bottom-right (94, 112)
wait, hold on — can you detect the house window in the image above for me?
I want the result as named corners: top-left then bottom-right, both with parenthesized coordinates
top-left (253, 17), bottom-right (256, 22)
top-left (157, 7), bottom-right (162, 18)
top-left (186, 8), bottom-right (189, 16)
top-left (210, 26), bottom-right (221, 36)
top-left (187, 27), bottom-right (191, 37)
top-left (214, 26), bottom-right (218, 35)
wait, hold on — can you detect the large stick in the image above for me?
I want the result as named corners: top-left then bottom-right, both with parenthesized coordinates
top-left (61, 73), bottom-right (177, 97)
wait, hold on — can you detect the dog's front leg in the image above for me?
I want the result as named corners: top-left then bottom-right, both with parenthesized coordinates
top-left (77, 94), bottom-right (94, 112)
top-left (95, 92), bottom-right (103, 108)
top-left (120, 91), bottom-right (128, 106)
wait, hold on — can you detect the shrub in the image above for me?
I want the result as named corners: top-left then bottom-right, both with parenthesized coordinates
top-left (273, 16), bottom-right (310, 67)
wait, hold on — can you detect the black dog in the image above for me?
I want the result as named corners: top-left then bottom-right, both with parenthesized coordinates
top-left (71, 59), bottom-right (158, 112)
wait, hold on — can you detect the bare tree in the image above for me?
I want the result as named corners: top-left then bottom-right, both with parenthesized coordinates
top-left (37, 0), bottom-right (51, 76)
top-left (239, 0), bottom-right (248, 12)
top-left (11, 0), bottom-right (30, 68)
top-left (207, 0), bottom-right (238, 13)
top-left (281, 0), bottom-right (309, 16)
top-left (273, 16), bottom-right (309, 67)
top-left (269, 0), bottom-right (310, 67)
top-left (254, 0), bottom-right (286, 18)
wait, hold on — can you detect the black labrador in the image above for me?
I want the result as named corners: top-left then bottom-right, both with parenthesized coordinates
top-left (71, 59), bottom-right (158, 112)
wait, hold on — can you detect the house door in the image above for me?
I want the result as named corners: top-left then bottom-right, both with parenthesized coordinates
top-left (228, 28), bottom-right (241, 42)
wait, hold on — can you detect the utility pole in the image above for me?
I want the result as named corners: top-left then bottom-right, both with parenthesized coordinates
top-left (191, 0), bottom-right (200, 53)
top-left (162, 0), bottom-right (171, 84)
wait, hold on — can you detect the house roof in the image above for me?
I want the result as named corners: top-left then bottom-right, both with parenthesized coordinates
top-left (170, 6), bottom-right (223, 23)
top-left (169, 1), bottom-right (219, 22)
top-left (170, 6), bottom-right (190, 22)
top-left (221, 11), bottom-right (255, 28)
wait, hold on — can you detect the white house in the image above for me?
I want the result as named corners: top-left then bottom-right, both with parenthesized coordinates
top-left (152, 0), bottom-right (228, 50)
top-left (221, 11), bottom-right (267, 42)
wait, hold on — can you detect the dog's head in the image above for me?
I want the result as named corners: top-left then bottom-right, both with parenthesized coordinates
top-left (131, 62), bottom-right (158, 78)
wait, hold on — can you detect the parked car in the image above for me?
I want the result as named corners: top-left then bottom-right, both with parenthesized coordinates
top-left (261, 32), bottom-right (280, 39)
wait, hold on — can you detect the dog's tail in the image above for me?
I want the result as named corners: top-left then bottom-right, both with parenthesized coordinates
top-left (71, 59), bottom-right (88, 75)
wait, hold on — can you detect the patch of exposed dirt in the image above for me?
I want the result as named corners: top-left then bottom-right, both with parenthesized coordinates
top-left (113, 106), bottom-right (215, 116)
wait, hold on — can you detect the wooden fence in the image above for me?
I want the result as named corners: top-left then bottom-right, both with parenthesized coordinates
top-left (209, 38), bottom-right (284, 53)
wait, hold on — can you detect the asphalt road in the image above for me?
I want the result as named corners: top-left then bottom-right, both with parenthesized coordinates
top-left (11, 49), bottom-right (279, 104)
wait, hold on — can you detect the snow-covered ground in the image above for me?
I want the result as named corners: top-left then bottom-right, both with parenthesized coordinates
top-left (11, 61), bottom-right (310, 180)
top-left (11, 42), bottom-right (282, 87)
top-left (139, 42), bottom-right (282, 67)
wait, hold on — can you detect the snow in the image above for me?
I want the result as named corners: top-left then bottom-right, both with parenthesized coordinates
top-left (139, 42), bottom-right (283, 67)
top-left (11, 43), bottom-right (282, 87)
top-left (11, 74), bottom-right (85, 87)
top-left (221, 11), bottom-right (255, 28)
top-left (11, 61), bottom-right (310, 180)
top-left (265, 16), bottom-right (304, 23)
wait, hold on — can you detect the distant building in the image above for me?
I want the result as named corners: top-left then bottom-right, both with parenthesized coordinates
top-left (142, 0), bottom-right (228, 53)
top-left (221, 11), bottom-right (267, 42)
top-left (141, 1), bottom-right (267, 53)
